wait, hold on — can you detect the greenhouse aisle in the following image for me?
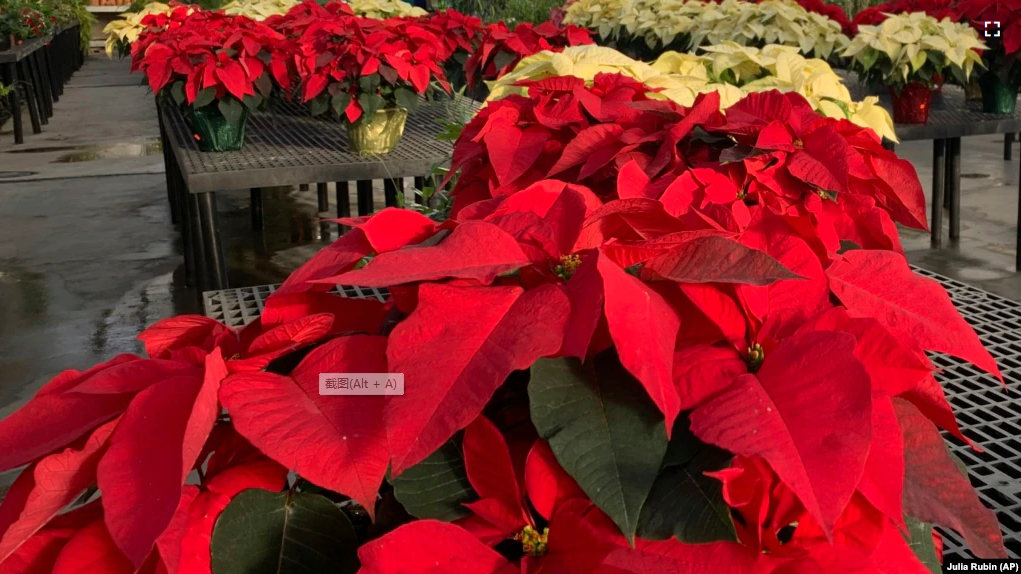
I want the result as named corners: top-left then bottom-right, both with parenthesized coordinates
top-left (0, 55), bottom-right (332, 437)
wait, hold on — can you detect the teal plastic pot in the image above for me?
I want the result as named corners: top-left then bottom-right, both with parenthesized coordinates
top-left (978, 72), bottom-right (1020, 115)
top-left (185, 104), bottom-right (250, 152)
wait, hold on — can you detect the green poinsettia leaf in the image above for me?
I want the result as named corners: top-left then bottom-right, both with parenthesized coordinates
top-left (359, 73), bottom-right (381, 94)
top-left (254, 73), bottom-right (273, 98)
top-left (905, 516), bottom-right (941, 574)
top-left (192, 87), bottom-right (217, 109)
top-left (391, 437), bottom-right (477, 522)
top-left (331, 93), bottom-right (352, 118)
top-left (211, 489), bottom-right (360, 574)
top-left (243, 94), bottom-right (264, 112)
top-left (636, 417), bottom-right (736, 543)
top-left (170, 81), bottom-right (185, 105)
top-left (357, 92), bottom-right (386, 121)
top-left (309, 94), bottom-right (330, 117)
top-left (218, 99), bottom-right (244, 126)
top-left (394, 87), bottom-right (418, 113)
top-left (529, 351), bottom-right (668, 543)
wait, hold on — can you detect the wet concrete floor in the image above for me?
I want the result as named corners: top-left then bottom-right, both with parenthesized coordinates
top-left (1, 55), bottom-right (1021, 425)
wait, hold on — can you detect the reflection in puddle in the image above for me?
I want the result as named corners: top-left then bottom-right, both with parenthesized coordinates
top-left (54, 140), bottom-right (163, 163)
top-left (2, 139), bottom-right (163, 162)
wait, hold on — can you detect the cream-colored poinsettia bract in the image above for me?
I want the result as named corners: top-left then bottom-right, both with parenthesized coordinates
top-left (347, 0), bottom-right (426, 19)
top-left (221, 0), bottom-right (302, 20)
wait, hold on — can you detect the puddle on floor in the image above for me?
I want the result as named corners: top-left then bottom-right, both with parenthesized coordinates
top-left (3, 139), bottom-right (162, 162)
top-left (0, 171), bottom-right (38, 179)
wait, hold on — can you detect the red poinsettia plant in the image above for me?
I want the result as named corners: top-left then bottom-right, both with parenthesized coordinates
top-left (464, 21), bottom-right (594, 88)
top-left (0, 79), bottom-right (1008, 573)
top-left (416, 9), bottom-right (483, 92)
top-left (132, 9), bottom-right (282, 122)
top-left (279, 2), bottom-right (450, 123)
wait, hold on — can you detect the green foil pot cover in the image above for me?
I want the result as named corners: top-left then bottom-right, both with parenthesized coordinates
top-left (979, 72), bottom-right (1021, 115)
top-left (186, 104), bottom-right (250, 152)
top-left (347, 107), bottom-right (408, 156)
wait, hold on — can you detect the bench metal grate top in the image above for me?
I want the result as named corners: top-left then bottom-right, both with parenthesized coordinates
top-left (161, 97), bottom-right (477, 193)
top-left (841, 77), bottom-right (1021, 141)
top-left (0, 34), bottom-right (54, 64)
top-left (205, 268), bottom-right (1021, 561)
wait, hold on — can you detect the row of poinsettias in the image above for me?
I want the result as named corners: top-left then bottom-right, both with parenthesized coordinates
top-left (129, 1), bottom-right (592, 129)
top-left (0, 76), bottom-right (1008, 572)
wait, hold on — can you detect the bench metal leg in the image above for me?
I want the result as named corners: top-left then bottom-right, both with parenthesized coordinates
top-left (2, 63), bottom-right (22, 144)
top-left (948, 137), bottom-right (961, 240)
top-left (384, 178), bottom-right (401, 207)
top-left (414, 176), bottom-right (426, 206)
top-left (357, 180), bottom-right (373, 215)
top-left (250, 188), bottom-right (263, 231)
top-left (26, 55), bottom-right (50, 122)
top-left (36, 52), bottom-right (53, 117)
top-left (197, 192), bottom-right (228, 291)
top-left (168, 151), bottom-right (196, 287)
top-left (1007, 133), bottom-right (1014, 161)
top-left (186, 192), bottom-right (207, 290)
top-left (17, 61), bottom-right (41, 134)
top-left (335, 181), bottom-right (350, 234)
top-left (931, 139), bottom-right (945, 248)
top-left (317, 182), bottom-right (329, 212)
top-left (1017, 156), bottom-right (1021, 271)
top-left (44, 44), bottom-right (61, 99)
top-left (157, 113), bottom-right (179, 224)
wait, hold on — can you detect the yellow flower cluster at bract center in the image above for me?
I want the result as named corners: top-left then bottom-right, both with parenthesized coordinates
top-left (221, 0), bottom-right (302, 21)
top-left (842, 11), bottom-right (986, 85)
top-left (488, 45), bottom-right (897, 142)
top-left (103, 3), bottom-right (187, 59)
top-left (347, 0), bottom-right (426, 19)
top-left (564, 0), bottom-right (849, 60)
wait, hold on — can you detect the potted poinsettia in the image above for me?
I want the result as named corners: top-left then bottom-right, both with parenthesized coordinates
top-left (291, 11), bottom-right (451, 155)
top-left (960, 0), bottom-right (1021, 114)
top-left (0, 82), bottom-right (1007, 572)
top-left (842, 11), bottom-right (986, 123)
top-left (133, 10), bottom-right (282, 152)
top-left (463, 20), bottom-right (593, 98)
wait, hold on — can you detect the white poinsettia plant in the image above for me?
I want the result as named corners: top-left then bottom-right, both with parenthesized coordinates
top-left (487, 44), bottom-right (897, 142)
top-left (347, 0), bottom-right (426, 19)
top-left (843, 11), bottom-right (987, 90)
top-left (221, 0), bottom-right (302, 21)
top-left (563, 0), bottom-right (848, 61)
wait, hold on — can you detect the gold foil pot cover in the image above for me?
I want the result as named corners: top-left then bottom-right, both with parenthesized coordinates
top-left (347, 107), bottom-right (408, 156)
